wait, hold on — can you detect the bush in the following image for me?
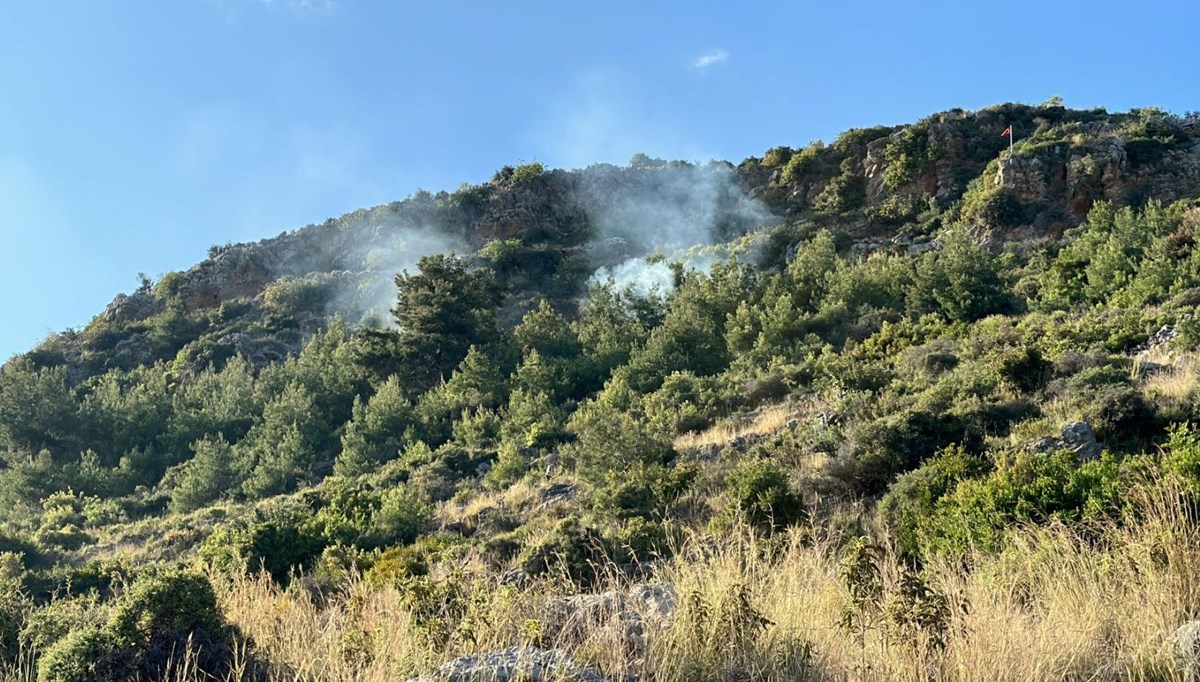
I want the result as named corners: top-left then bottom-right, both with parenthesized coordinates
top-left (200, 506), bottom-right (326, 583)
top-left (921, 451), bottom-right (1141, 556)
top-left (519, 517), bottom-right (612, 588)
top-left (37, 571), bottom-right (234, 682)
top-left (725, 459), bottom-right (804, 530)
top-left (876, 446), bottom-right (991, 559)
top-left (0, 580), bottom-right (28, 664)
top-left (20, 595), bottom-right (102, 657)
top-left (834, 408), bottom-right (980, 496)
top-left (362, 488), bottom-right (431, 549)
top-left (37, 626), bottom-right (129, 682)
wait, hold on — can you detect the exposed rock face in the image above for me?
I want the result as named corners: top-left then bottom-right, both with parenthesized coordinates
top-left (177, 247), bottom-right (275, 313)
top-left (112, 332), bottom-right (154, 367)
top-left (1130, 324), bottom-right (1179, 355)
top-left (540, 482), bottom-right (578, 509)
top-left (101, 290), bottom-right (162, 324)
top-left (405, 646), bottom-right (604, 682)
top-left (214, 333), bottom-right (296, 370)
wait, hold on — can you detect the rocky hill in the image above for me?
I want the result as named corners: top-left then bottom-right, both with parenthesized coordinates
top-left (34, 103), bottom-right (1199, 386)
top-left (9, 102), bottom-right (1200, 681)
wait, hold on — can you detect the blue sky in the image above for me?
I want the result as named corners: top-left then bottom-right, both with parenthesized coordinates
top-left (2, 0), bottom-right (1198, 360)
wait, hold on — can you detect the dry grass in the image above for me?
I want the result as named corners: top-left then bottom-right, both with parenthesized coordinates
top-left (142, 482), bottom-right (1198, 681)
top-left (674, 402), bottom-right (797, 452)
top-left (1142, 353), bottom-right (1200, 406)
top-left (24, 484), bottom-right (1200, 681)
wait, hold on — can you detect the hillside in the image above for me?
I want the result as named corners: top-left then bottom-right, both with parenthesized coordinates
top-left (7, 102), bottom-right (1200, 680)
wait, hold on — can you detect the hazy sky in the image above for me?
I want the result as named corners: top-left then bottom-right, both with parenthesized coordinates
top-left (2, 1), bottom-right (1198, 360)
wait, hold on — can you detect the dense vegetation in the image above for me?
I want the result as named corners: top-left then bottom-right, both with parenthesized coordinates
top-left (5, 102), bottom-right (1200, 680)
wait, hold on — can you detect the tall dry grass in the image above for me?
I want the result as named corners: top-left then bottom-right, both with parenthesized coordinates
top-left (26, 483), bottom-right (1200, 681)
top-left (674, 402), bottom-right (797, 452)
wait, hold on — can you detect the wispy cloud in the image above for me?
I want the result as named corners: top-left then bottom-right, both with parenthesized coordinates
top-left (693, 49), bottom-right (730, 71)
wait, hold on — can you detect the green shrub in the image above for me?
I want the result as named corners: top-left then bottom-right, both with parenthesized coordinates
top-left (725, 459), bottom-right (804, 530)
top-left (921, 451), bottom-right (1142, 556)
top-left (0, 579), bottom-right (28, 664)
top-left (834, 408), bottom-right (980, 496)
top-left (37, 571), bottom-right (233, 682)
top-left (361, 488), bottom-right (431, 549)
top-left (20, 595), bottom-right (102, 657)
top-left (877, 446), bottom-right (991, 559)
top-left (813, 166), bottom-right (866, 214)
top-left (37, 626), bottom-right (129, 682)
top-left (201, 506), bottom-right (326, 583)
top-left (519, 517), bottom-right (612, 588)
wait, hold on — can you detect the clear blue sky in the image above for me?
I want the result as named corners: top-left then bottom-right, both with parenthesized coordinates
top-left (2, 1), bottom-right (1197, 360)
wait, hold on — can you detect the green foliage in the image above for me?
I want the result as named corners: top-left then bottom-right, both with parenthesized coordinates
top-left (883, 127), bottom-right (935, 191)
top-left (1041, 201), bottom-right (1193, 308)
top-left (392, 254), bottom-right (505, 394)
top-left (960, 183), bottom-right (1028, 229)
top-left (335, 377), bottom-right (414, 477)
top-left (565, 398), bottom-right (675, 483)
top-left (908, 229), bottom-right (1012, 322)
top-left (37, 571), bottom-right (232, 682)
top-left (780, 141), bottom-right (825, 185)
top-left (813, 158), bottom-right (866, 214)
top-left (877, 446), bottom-right (991, 558)
top-left (20, 595), bottom-right (103, 657)
top-left (834, 406), bottom-right (983, 496)
top-left (362, 488), bottom-right (431, 548)
top-left (921, 451), bottom-right (1143, 556)
top-left (0, 360), bottom-right (78, 456)
top-left (518, 517), bottom-right (614, 588)
top-left (201, 504), bottom-right (327, 583)
top-left (262, 274), bottom-right (335, 318)
top-left (724, 459), bottom-right (804, 530)
top-left (167, 435), bottom-right (238, 513)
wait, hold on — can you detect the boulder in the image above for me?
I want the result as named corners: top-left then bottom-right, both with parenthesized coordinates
top-left (405, 646), bottom-right (603, 682)
top-left (540, 482), bottom-right (578, 508)
top-left (1061, 421), bottom-right (1101, 461)
top-left (1171, 620), bottom-right (1200, 679)
top-left (542, 583), bottom-right (677, 659)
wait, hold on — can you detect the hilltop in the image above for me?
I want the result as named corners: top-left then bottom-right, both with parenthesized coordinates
top-left (7, 102), bottom-right (1200, 681)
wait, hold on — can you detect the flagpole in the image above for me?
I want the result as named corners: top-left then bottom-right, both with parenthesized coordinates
top-left (1010, 124), bottom-right (1014, 157)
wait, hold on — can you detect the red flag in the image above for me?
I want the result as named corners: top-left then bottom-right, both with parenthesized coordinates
top-left (1001, 126), bottom-right (1012, 138)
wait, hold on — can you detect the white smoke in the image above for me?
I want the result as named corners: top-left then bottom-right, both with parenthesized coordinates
top-left (590, 258), bottom-right (675, 298)
top-left (576, 160), bottom-right (775, 296)
top-left (335, 224), bottom-right (467, 327)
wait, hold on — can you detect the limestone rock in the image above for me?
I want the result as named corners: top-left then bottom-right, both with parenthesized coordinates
top-left (1171, 621), bottom-right (1200, 679)
top-left (405, 646), bottom-right (604, 682)
top-left (215, 333), bottom-right (295, 370)
top-left (542, 583), bottom-right (677, 659)
top-left (101, 290), bottom-right (163, 324)
top-left (540, 482), bottom-right (578, 508)
top-left (1061, 421), bottom-right (1101, 461)
top-left (112, 333), bottom-right (154, 366)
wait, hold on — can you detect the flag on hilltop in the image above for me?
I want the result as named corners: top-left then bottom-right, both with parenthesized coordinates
top-left (1001, 125), bottom-right (1012, 138)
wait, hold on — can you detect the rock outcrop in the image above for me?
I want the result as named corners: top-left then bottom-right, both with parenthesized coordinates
top-left (405, 647), bottom-right (605, 682)
top-left (1027, 421), bottom-right (1102, 461)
